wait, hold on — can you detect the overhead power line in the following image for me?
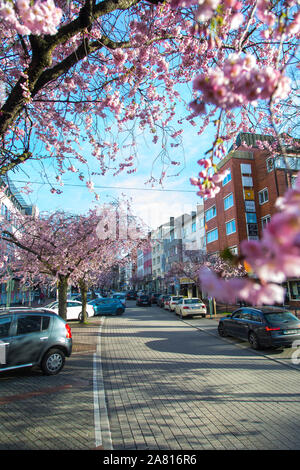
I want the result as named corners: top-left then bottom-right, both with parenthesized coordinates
top-left (10, 179), bottom-right (197, 193)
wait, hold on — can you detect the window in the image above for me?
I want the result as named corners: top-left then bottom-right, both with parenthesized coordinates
top-left (67, 302), bottom-right (80, 307)
top-left (224, 193), bottom-right (234, 210)
top-left (16, 316), bottom-right (42, 335)
top-left (207, 228), bottom-right (218, 243)
top-left (0, 316), bottom-right (12, 338)
top-left (249, 311), bottom-right (262, 323)
top-left (240, 163), bottom-right (252, 174)
top-left (266, 158), bottom-right (274, 172)
top-left (258, 188), bottom-right (268, 205)
top-left (205, 206), bottom-right (216, 222)
top-left (246, 213), bottom-right (257, 223)
top-left (222, 169), bottom-right (232, 186)
top-left (274, 156), bottom-right (300, 170)
top-left (289, 281), bottom-right (300, 300)
top-left (42, 316), bottom-right (50, 331)
top-left (229, 246), bottom-right (238, 255)
top-left (232, 311), bottom-right (243, 319)
top-left (261, 214), bottom-right (271, 229)
top-left (226, 219), bottom-right (236, 235)
top-left (291, 175), bottom-right (298, 188)
top-left (192, 222), bottom-right (196, 233)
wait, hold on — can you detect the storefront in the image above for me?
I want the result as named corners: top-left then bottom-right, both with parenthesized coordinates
top-left (179, 277), bottom-right (198, 298)
top-left (287, 280), bottom-right (300, 308)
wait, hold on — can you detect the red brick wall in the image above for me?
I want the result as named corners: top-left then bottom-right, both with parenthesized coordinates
top-left (204, 148), bottom-right (297, 254)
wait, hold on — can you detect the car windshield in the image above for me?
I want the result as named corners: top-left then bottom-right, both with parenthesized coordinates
top-left (172, 297), bottom-right (182, 301)
top-left (185, 299), bottom-right (201, 304)
top-left (140, 295), bottom-right (149, 299)
top-left (113, 294), bottom-right (125, 298)
top-left (264, 311), bottom-right (298, 323)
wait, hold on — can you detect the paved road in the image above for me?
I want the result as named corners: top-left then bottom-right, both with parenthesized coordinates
top-left (101, 302), bottom-right (300, 450)
top-left (1, 301), bottom-right (300, 451)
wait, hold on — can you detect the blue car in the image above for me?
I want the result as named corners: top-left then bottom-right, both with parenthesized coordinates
top-left (93, 298), bottom-right (125, 316)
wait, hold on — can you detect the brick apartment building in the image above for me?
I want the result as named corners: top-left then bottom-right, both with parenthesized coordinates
top-left (204, 132), bottom-right (300, 306)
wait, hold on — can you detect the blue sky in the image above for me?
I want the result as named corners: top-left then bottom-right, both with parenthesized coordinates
top-left (9, 81), bottom-right (218, 230)
top-left (10, 121), bottom-right (215, 230)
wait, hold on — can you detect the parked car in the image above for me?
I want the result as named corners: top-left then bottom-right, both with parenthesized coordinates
top-left (136, 294), bottom-right (151, 307)
top-left (166, 296), bottom-right (183, 311)
top-left (45, 300), bottom-right (94, 321)
top-left (93, 298), bottom-right (125, 316)
top-left (72, 292), bottom-right (102, 302)
top-left (112, 292), bottom-right (126, 307)
top-left (150, 293), bottom-right (161, 304)
top-left (126, 291), bottom-right (137, 300)
top-left (0, 308), bottom-right (72, 375)
top-left (218, 307), bottom-right (300, 350)
top-left (157, 295), bottom-right (171, 308)
top-left (175, 298), bottom-right (207, 318)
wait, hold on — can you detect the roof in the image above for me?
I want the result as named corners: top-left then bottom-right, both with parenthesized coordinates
top-left (0, 307), bottom-right (57, 316)
top-left (239, 306), bottom-right (289, 313)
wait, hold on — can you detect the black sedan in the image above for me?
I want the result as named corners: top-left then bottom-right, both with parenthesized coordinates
top-left (136, 294), bottom-right (151, 306)
top-left (218, 307), bottom-right (300, 350)
top-left (127, 291), bottom-right (137, 300)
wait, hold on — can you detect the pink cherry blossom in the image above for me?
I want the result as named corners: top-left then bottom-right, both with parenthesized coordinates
top-left (0, 0), bottom-right (62, 35)
top-left (192, 53), bottom-right (291, 110)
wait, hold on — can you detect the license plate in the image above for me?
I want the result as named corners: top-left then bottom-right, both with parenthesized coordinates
top-left (191, 306), bottom-right (200, 309)
top-left (283, 330), bottom-right (299, 335)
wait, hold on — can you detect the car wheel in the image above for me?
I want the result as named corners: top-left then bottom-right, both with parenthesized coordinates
top-left (41, 349), bottom-right (65, 375)
top-left (78, 311), bottom-right (89, 321)
top-left (218, 322), bottom-right (227, 337)
top-left (116, 308), bottom-right (123, 315)
top-left (248, 331), bottom-right (260, 350)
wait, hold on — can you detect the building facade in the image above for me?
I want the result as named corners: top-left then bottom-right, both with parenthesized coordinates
top-left (0, 178), bottom-right (39, 305)
top-left (204, 132), bottom-right (300, 305)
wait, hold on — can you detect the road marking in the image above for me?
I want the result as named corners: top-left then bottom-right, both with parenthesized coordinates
top-left (93, 319), bottom-right (113, 450)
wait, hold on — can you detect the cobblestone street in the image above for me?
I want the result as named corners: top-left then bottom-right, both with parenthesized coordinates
top-left (1, 303), bottom-right (300, 451)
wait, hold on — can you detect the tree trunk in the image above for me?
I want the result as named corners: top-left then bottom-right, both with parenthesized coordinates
top-left (79, 279), bottom-right (88, 323)
top-left (57, 275), bottom-right (69, 320)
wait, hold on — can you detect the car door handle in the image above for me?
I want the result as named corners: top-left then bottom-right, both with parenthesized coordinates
top-left (40, 337), bottom-right (49, 341)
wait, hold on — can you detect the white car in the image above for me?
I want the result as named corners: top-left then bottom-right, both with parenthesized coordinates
top-left (175, 298), bottom-right (207, 318)
top-left (167, 296), bottom-right (183, 311)
top-left (45, 300), bottom-right (94, 320)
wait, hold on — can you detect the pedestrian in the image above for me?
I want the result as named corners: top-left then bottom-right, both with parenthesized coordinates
top-left (39, 291), bottom-right (45, 305)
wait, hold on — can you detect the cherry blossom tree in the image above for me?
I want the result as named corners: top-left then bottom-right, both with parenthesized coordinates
top-left (0, 0), bottom-right (298, 188)
top-left (0, 202), bottom-right (148, 320)
top-left (0, 0), bottom-right (299, 305)
top-left (164, 249), bottom-right (246, 295)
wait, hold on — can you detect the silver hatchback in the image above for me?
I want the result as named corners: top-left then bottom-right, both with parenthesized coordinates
top-left (0, 308), bottom-right (72, 375)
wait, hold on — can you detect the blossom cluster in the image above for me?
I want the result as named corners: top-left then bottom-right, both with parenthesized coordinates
top-left (170, 0), bottom-right (243, 26)
top-left (192, 54), bottom-right (291, 111)
top-left (240, 175), bottom-right (300, 285)
top-left (190, 158), bottom-right (230, 198)
top-left (198, 174), bottom-right (300, 305)
top-left (0, 0), bottom-right (62, 35)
